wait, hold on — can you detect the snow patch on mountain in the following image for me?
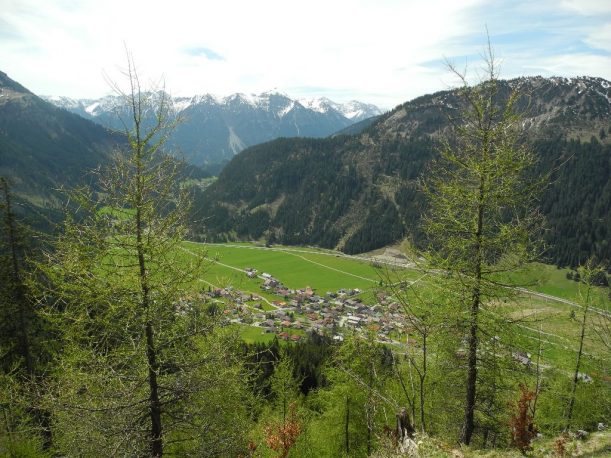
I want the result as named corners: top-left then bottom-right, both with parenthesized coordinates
top-left (298, 97), bottom-right (334, 114)
top-left (172, 97), bottom-right (193, 112)
top-left (85, 102), bottom-right (100, 115)
top-left (277, 100), bottom-right (296, 117)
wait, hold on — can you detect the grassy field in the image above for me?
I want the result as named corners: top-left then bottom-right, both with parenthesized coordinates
top-left (183, 241), bottom-right (403, 294)
top-left (238, 325), bottom-right (278, 344)
top-left (503, 262), bottom-right (610, 312)
top-left (182, 243), bottom-right (607, 311)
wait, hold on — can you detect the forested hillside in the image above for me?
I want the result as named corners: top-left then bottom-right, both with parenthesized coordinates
top-left (536, 137), bottom-right (610, 266)
top-left (0, 71), bottom-right (209, 230)
top-left (194, 76), bottom-right (611, 267)
top-left (0, 71), bottom-right (121, 227)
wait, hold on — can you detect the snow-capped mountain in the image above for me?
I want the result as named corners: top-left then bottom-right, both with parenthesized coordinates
top-left (43, 91), bottom-right (382, 166)
top-left (298, 97), bottom-right (381, 121)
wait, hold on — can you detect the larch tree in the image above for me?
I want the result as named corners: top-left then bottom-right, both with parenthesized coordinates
top-left (421, 47), bottom-right (543, 445)
top-left (565, 260), bottom-right (606, 431)
top-left (36, 54), bottom-right (252, 456)
top-left (381, 271), bottom-right (445, 434)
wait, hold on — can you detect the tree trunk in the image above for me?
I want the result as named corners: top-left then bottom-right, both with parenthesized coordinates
top-left (139, 234), bottom-right (163, 456)
top-left (366, 361), bottom-right (374, 456)
top-left (345, 395), bottom-right (350, 454)
top-left (532, 326), bottom-right (543, 419)
top-left (565, 282), bottom-right (591, 431)
top-left (461, 297), bottom-right (479, 445)
top-left (461, 181), bottom-right (485, 445)
top-left (134, 145), bottom-right (163, 456)
top-left (139, 239), bottom-right (163, 457)
top-left (419, 333), bottom-right (427, 433)
top-left (146, 321), bottom-right (163, 457)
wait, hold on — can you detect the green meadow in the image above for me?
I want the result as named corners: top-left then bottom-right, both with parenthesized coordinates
top-left (237, 325), bottom-right (277, 345)
top-left (503, 262), bottom-right (610, 312)
top-left (182, 241), bottom-right (400, 293)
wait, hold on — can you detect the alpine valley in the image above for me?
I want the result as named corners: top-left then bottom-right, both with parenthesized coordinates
top-left (1, 70), bottom-right (609, 266)
top-left (1, 65), bottom-right (611, 457)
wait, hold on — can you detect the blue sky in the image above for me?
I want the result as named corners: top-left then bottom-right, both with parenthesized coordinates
top-left (1, 0), bottom-right (609, 108)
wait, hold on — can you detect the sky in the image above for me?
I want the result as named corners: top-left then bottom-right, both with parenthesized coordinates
top-left (1, 0), bottom-right (610, 109)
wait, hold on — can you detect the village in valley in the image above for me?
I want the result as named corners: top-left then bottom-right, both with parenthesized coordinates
top-left (207, 267), bottom-right (408, 344)
top-left (198, 260), bottom-right (549, 371)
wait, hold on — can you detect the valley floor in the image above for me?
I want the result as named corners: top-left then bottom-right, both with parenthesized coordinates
top-left (181, 241), bottom-right (609, 380)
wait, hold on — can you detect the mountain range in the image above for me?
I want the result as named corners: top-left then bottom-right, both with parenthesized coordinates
top-left (43, 91), bottom-right (382, 167)
top-left (1, 69), bottom-right (609, 266)
top-left (194, 76), bottom-right (611, 267)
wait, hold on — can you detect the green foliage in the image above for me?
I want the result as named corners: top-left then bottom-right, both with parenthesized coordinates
top-left (47, 328), bottom-right (253, 457)
top-left (299, 333), bottom-right (396, 457)
top-left (564, 260), bottom-right (610, 431)
top-left (270, 350), bottom-right (302, 422)
top-left (284, 332), bottom-right (334, 395)
top-left (0, 372), bottom-right (50, 457)
top-left (536, 368), bottom-right (610, 434)
top-left (241, 332), bottom-right (334, 407)
top-left (0, 178), bottom-right (56, 452)
top-left (33, 60), bottom-right (253, 456)
top-left (421, 53), bottom-right (543, 445)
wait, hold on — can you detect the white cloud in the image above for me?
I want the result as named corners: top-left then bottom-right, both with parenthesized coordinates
top-left (559, 0), bottom-right (611, 15)
top-left (0, 0), bottom-right (488, 106)
top-left (0, 0), bottom-right (609, 108)
top-left (521, 53), bottom-right (611, 78)
top-left (585, 23), bottom-right (611, 52)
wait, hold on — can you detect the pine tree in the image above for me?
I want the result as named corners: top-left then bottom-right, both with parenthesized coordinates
top-left (0, 177), bottom-right (33, 375)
